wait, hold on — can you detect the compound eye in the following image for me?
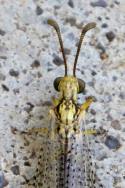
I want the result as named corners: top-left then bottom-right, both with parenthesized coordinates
top-left (53, 77), bottom-right (63, 91)
top-left (78, 78), bottom-right (85, 93)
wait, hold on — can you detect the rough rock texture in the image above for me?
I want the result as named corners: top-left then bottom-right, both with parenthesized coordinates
top-left (0, 0), bottom-right (125, 187)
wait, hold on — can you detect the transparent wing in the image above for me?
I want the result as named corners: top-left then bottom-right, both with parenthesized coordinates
top-left (29, 117), bottom-right (65, 188)
top-left (28, 117), bottom-right (103, 188)
top-left (63, 118), bottom-right (103, 188)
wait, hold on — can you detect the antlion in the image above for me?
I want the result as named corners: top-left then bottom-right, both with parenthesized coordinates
top-left (22, 19), bottom-right (104, 188)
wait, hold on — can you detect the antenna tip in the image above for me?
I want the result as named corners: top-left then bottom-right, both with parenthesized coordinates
top-left (83, 22), bottom-right (96, 33)
top-left (47, 19), bottom-right (58, 28)
top-left (90, 22), bottom-right (96, 28)
top-left (47, 19), bottom-right (53, 25)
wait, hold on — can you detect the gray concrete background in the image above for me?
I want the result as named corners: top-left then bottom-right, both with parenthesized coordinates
top-left (0, 0), bottom-right (125, 187)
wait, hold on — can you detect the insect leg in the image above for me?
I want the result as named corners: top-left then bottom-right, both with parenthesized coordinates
top-left (80, 96), bottom-right (94, 112)
top-left (51, 96), bottom-right (60, 106)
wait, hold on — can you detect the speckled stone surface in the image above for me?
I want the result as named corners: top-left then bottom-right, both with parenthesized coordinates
top-left (0, 0), bottom-right (125, 187)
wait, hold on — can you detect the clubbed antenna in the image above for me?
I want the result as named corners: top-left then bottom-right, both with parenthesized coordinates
top-left (73, 22), bottom-right (96, 77)
top-left (48, 19), bottom-right (67, 76)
